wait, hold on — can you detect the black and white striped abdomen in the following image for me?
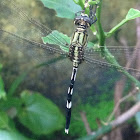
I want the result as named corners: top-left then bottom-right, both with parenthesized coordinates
top-left (65, 67), bottom-right (78, 134)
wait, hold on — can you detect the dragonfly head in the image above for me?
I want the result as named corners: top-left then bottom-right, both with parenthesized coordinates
top-left (74, 12), bottom-right (92, 28)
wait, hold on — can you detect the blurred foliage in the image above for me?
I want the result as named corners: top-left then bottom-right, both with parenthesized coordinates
top-left (0, 130), bottom-right (32, 140)
top-left (0, 63), bottom-right (65, 139)
top-left (40, 0), bottom-right (82, 19)
top-left (69, 99), bottom-right (114, 137)
top-left (18, 91), bottom-right (65, 135)
top-left (0, 0), bottom-right (140, 139)
top-left (135, 94), bottom-right (140, 132)
top-left (0, 64), bottom-right (6, 99)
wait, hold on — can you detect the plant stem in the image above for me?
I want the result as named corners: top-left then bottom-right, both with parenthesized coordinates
top-left (96, 0), bottom-right (105, 46)
top-left (106, 19), bottom-right (127, 38)
top-left (93, 0), bottom-right (140, 88)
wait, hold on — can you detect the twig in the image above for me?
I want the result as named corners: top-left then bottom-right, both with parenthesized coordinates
top-left (80, 112), bottom-right (92, 135)
top-left (106, 88), bottom-right (139, 123)
top-left (78, 102), bottom-right (140, 140)
top-left (111, 102), bottom-right (140, 127)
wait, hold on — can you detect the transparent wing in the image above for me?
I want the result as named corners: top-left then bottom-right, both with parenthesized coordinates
top-left (84, 56), bottom-right (140, 77)
top-left (84, 45), bottom-right (140, 77)
top-left (1, 0), bottom-right (139, 73)
top-left (0, 29), bottom-right (68, 68)
top-left (0, 0), bottom-right (139, 83)
top-left (0, 0), bottom-right (69, 49)
top-left (85, 46), bottom-right (140, 62)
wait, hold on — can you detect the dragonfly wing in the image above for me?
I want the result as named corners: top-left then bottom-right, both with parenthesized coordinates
top-left (85, 46), bottom-right (140, 72)
top-left (0, 0), bottom-right (69, 49)
top-left (84, 55), bottom-right (140, 77)
top-left (85, 46), bottom-right (140, 58)
top-left (0, 29), bottom-right (68, 64)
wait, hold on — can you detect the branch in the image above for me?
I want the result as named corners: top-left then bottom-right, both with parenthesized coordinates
top-left (96, 0), bottom-right (105, 46)
top-left (80, 112), bottom-right (92, 135)
top-left (106, 86), bottom-right (139, 123)
top-left (111, 102), bottom-right (140, 127)
top-left (78, 102), bottom-right (140, 140)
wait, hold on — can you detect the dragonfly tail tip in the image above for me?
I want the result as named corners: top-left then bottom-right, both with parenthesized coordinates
top-left (65, 129), bottom-right (69, 134)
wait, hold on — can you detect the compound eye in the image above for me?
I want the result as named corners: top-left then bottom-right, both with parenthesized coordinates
top-left (74, 20), bottom-right (80, 26)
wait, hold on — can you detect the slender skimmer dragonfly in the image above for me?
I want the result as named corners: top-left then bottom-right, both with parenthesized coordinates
top-left (0, 0), bottom-right (140, 134)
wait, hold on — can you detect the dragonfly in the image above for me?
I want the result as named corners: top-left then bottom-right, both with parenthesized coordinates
top-left (0, 0), bottom-right (140, 134)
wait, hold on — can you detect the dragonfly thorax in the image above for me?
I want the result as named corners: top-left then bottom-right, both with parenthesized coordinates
top-left (69, 17), bottom-right (89, 67)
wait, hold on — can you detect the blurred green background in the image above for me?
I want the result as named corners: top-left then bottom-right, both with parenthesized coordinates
top-left (0, 0), bottom-right (140, 139)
